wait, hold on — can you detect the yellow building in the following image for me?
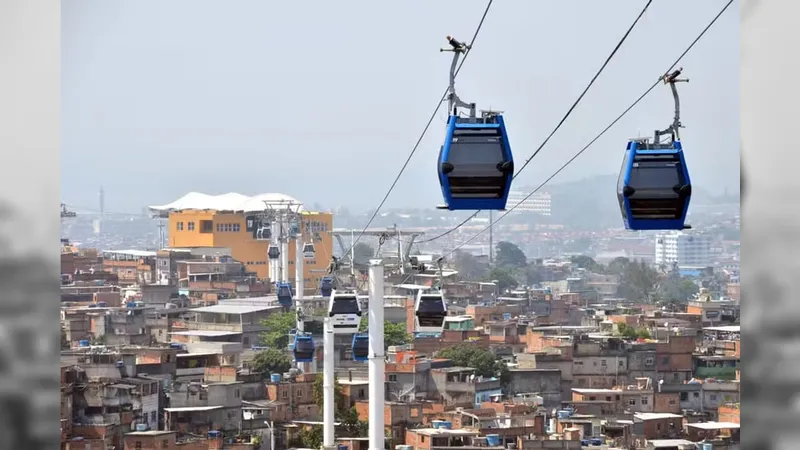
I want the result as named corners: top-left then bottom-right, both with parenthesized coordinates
top-left (150, 192), bottom-right (333, 293)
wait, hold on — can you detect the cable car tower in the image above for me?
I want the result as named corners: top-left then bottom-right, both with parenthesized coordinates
top-left (437, 35), bottom-right (515, 211)
top-left (617, 68), bottom-right (693, 231)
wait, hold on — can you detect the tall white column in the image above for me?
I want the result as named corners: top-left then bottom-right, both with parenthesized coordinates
top-left (269, 220), bottom-right (279, 282)
top-left (295, 237), bottom-right (305, 299)
top-left (281, 239), bottom-right (290, 282)
top-left (368, 260), bottom-right (385, 450)
top-left (323, 318), bottom-right (336, 449)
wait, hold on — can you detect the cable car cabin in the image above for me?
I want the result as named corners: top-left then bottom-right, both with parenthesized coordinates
top-left (319, 276), bottom-right (334, 298)
top-left (618, 139), bottom-right (692, 231)
top-left (268, 245), bottom-right (280, 260)
top-left (302, 243), bottom-right (315, 259)
top-left (438, 114), bottom-right (514, 211)
top-left (351, 333), bottom-right (369, 362)
top-left (276, 282), bottom-right (293, 308)
top-left (327, 290), bottom-right (362, 334)
top-left (293, 334), bottom-right (315, 363)
top-left (415, 291), bottom-right (447, 334)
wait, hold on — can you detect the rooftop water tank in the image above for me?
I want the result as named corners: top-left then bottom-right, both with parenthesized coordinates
top-left (439, 421), bottom-right (452, 430)
top-left (207, 430), bottom-right (222, 438)
top-left (135, 424), bottom-right (148, 432)
top-left (270, 374), bottom-right (281, 383)
top-left (78, 340), bottom-right (90, 347)
top-left (431, 420), bottom-right (443, 429)
top-left (486, 434), bottom-right (501, 446)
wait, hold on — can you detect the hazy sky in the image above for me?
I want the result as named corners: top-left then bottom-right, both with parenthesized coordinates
top-left (62, 0), bottom-right (739, 213)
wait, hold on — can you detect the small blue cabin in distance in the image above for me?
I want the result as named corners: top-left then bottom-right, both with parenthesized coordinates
top-left (438, 114), bottom-right (514, 211)
top-left (617, 139), bottom-right (692, 231)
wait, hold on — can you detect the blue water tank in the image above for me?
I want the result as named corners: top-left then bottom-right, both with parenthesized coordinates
top-left (207, 430), bottom-right (221, 438)
top-left (78, 340), bottom-right (90, 347)
top-left (97, 302), bottom-right (107, 307)
top-left (135, 423), bottom-right (148, 432)
top-left (503, 313), bottom-right (512, 321)
top-left (126, 302), bottom-right (137, 308)
top-left (431, 420), bottom-right (443, 429)
top-left (338, 445), bottom-right (348, 450)
top-left (486, 434), bottom-right (501, 446)
top-left (700, 443), bottom-right (713, 450)
top-left (270, 373), bottom-right (281, 383)
top-left (557, 410), bottom-right (571, 419)
top-left (440, 421), bottom-right (452, 430)
top-left (169, 343), bottom-right (182, 349)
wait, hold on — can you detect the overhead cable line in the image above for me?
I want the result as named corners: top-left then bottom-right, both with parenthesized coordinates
top-left (440, 0), bottom-right (735, 259)
top-left (418, 0), bottom-right (654, 244)
top-left (341, 0), bottom-right (495, 259)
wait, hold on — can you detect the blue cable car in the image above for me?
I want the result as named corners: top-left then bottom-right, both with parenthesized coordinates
top-left (617, 140), bottom-right (691, 231)
top-left (351, 333), bottom-right (369, 362)
top-left (438, 114), bottom-right (514, 211)
top-left (292, 333), bottom-right (315, 363)
top-left (276, 282), bottom-right (293, 308)
top-left (618, 68), bottom-right (693, 231)
top-left (436, 36), bottom-right (513, 211)
top-left (319, 276), bottom-right (334, 298)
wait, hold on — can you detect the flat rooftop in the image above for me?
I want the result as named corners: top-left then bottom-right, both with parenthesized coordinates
top-left (191, 304), bottom-right (282, 315)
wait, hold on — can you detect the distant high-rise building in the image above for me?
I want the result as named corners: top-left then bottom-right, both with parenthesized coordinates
top-left (654, 231), bottom-right (713, 268)
top-left (505, 191), bottom-right (551, 215)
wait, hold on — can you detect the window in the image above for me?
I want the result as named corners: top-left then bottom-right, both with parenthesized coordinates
top-left (296, 389), bottom-right (302, 397)
top-left (628, 399), bottom-right (637, 405)
top-left (668, 398), bottom-right (677, 405)
top-left (619, 360), bottom-right (624, 367)
top-left (188, 221), bottom-right (195, 231)
top-left (656, 423), bottom-right (662, 432)
top-left (680, 392), bottom-right (688, 401)
top-left (601, 359), bottom-right (607, 366)
top-left (235, 389), bottom-right (240, 398)
top-left (693, 392), bottom-right (699, 398)
top-left (358, 388), bottom-right (365, 399)
top-left (216, 223), bottom-right (223, 232)
top-left (605, 396), bottom-right (612, 402)
top-left (151, 411), bottom-right (157, 423)
top-left (176, 221), bottom-right (184, 231)
top-left (200, 220), bottom-right (213, 233)
top-left (282, 390), bottom-right (288, 399)
top-left (135, 442), bottom-right (142, 450)
top-left (709, 394), bottom-right (717, 401)
top-left (388, 374), bottom-right (397, 382)
top-left (641, 397), bottom-right (648, 405)
top-left (233, 224), bottom-right (240, 232)
top-left (661, 356), bottom-right (670, 365)
top-left (162, 439), bottom-right (170, 448)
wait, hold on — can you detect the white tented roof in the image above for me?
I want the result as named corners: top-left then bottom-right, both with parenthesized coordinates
top-left (149, 192), bottom-right (303, 213)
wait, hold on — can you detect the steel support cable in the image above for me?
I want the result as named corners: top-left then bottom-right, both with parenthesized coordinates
top-left (418, 0), bottom-right (654, 245)
top-left (440, 0), bottom-right (735, 259)
top-left (340, 0), bottom-right (495, 260)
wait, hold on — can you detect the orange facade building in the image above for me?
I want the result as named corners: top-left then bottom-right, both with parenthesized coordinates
top-left (151, 193), bottom-right (333, 293)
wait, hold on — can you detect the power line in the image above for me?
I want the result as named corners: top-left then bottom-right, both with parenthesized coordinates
top-left (342, 0), bottom-right (495, 258)
top-left (441, 0), bottom-right (735, 259)
top-left (417, 0), bottom-right (653, 244)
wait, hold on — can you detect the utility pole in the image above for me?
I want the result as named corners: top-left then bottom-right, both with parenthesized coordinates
top-left (157, 220), bottom-right (166, 249)
top-left (488, 210), bottom-right (494, 264)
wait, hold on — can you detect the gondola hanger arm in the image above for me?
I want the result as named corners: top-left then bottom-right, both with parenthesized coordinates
top-left (440, 35), bottom-right (477, 118)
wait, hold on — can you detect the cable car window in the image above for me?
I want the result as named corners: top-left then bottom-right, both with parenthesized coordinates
top-left (331, 297), bottom-right (359, 315)
top-left (628, 161), bottom-right (684, 190)
top-left (448, 135), bottom-right (505, 166)
top-left (418, 296), bottom-right (445, 313)
top-left (295, 339), bottom-right (313, 352)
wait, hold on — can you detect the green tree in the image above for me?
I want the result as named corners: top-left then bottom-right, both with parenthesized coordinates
top-left (570, 255), bottom-right (603, 273)
top-left (607, 257), bottom-right (631, 275)
top-left (313, 375), bottom-right (347, 415)
top-left (293, 425), bottom-right (323, 449)
top-left (525, 261), bottom-right (546, 285)
top-left (250, 348), bottom-right (292, 377)
top-left (495, 241), bottom-right (527, 268)
top-left (617, 323), bottom-right (651, 340)
top-left (260, 311), bottom-right (297, 349)
top-left (437, 344), bottom-right (510, 386)
top-left (486, 267), bottom-right (519, 293)
top-left (452, 250), bottom-right (488, 280)
top-left (618, 259), bottom-right (658, 303)
top-left (358, 318), bottom-right (411, 348)
top-left (339, 406), bottom-right (369, 437)
top-left (353, 242), bottom-right (375, 265)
